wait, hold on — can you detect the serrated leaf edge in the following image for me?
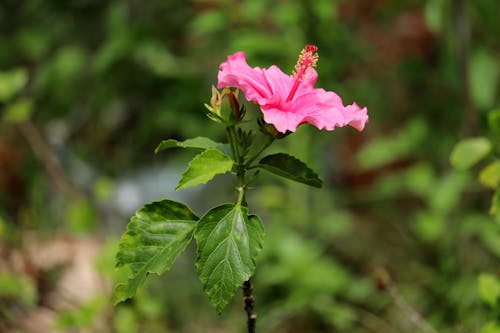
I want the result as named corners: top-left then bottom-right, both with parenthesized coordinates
top-left (113, 232), bottom-right (194, 304)
top-left (155, 137), bottom-right (224, 154)
top-left (257, 153), bottom-right (323, 188)
top-left (113, 199), bottom-right (198, 304)
top-left (194, 204), bottom-right (263, 313)
top-left (176, 149), bottom-right (233, 190)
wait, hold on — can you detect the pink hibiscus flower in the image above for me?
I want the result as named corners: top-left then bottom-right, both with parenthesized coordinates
top-left (217, 45), bottom-right (368, 133)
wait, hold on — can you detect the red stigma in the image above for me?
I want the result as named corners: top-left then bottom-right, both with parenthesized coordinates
top-left (306, 45), bottom-right (318, 52)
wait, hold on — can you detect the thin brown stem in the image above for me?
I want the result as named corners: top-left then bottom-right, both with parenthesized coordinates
top-left (355, 306), bottom-right (399, 333)
top-left (455, 0), bottom-right (477, 136)
top-left (243, 279), bottom-right (256, 333)
top-left (375, 267), bottom-right (439, 333)
top-left (17, 120), bottom-right (83, 200)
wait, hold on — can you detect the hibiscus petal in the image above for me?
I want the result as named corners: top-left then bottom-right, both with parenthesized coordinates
top-left (262, 66), bottom-right (294, 103)
top-left (343, 102), bottom-right (369, 131)
top-left (261, 104), bottom-right (304, 133)
top-left (216, 50), bottom-right (368, 134)
top-left (294, 90), bottom-right (368, 132)
top-left (217, 52), bottom-right (272, 105)
top-left (292, 90), bottom-right (345, 130)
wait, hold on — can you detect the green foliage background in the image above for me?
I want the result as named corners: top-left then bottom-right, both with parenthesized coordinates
top-left (0, 0), bottom-right (499, 332)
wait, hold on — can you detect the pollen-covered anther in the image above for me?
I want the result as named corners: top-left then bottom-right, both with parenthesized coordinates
top-left (287, 45), bottom-right (319, 102)
top-left (292, 45), bottom-right (319, 81)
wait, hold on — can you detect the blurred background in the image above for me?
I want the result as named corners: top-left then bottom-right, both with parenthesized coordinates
top-left (0, 0), bottom-right (499, 332)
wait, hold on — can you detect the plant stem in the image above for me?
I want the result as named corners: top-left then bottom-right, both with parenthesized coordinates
top-left (375, 267), bottom-right (439, 333)
top-left (245, 136), bottom-right (275, 168)
top-left (226, 124), bottom-right (257, 332)
top-left (18, 120), bottom-right (83, 200)
top-left (243, 279), bottom-right (256, 333)
top-left (227, 124), bottom-right (247, 202)
top-left (236, 185), bottom-right (245, 206)
top-left (226, 125), bottom-right (241, 165)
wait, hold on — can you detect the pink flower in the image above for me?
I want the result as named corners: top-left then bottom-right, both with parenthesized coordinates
top-left (217, 45), bottom-right (368, 133)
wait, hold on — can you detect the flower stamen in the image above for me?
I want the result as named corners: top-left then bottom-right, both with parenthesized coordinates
top-left (286, 45), bottom-right (319, 102)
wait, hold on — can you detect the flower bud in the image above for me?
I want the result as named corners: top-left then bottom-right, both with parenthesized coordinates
top-left (204, 86), bottom-right (245, 124)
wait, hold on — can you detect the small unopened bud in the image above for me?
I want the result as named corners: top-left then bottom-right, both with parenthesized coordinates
top-left (210, 85), bottom-right (220, 108)
top-left (204, 86), bottom-right (245, 124)
top-left (204, 86), bottom-right (222, 123)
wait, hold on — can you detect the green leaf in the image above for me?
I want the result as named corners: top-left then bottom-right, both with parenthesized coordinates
top-left (356, 118), bottom-right (427, 170)
top-left (3, 98), bottom-right (33, 123)
top-left (195, 204), bottom-right (264, 313)
top-left (113, 307), bottom-right (139, 333)
top-left (480, 322), bottom-right (500, 333)
top-left (488, 108), bottom-right (500, 136)
top-left (176, 149), bottom-right (233, 190)
top-left (450, 137), bottom-right (492, 170)
top-left (0, 271), bottom-right (37, 307)
top-left (56, 298), bottom-right (106, 329)
top-left (424, 0), bottom-right (445, 33)
top-left (189, 10), bottom-right (227, 34)
top-left (470, 50), bottom-right (499, 109)
top-left (490, 189), bottom-right (500, 215)
top-left (114, 199), bottom-right (198, 304)
top-left (478, 273), bottom-right (500, 307)
top-left (155, 137), bottom-right (223, 153)
top-left (0, 68), bottom-right (28, 102)
top-left (479, 160), bottom-right (500, 189)
top-left (257, 153), bottom-right (322, 188)
top-left (134, 41), bottom-right (182, 78)
top-left (66, 199), bottom-right (97, 234)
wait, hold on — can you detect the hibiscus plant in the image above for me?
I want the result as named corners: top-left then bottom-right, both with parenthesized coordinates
top-left (113, 45), bottom-right (368, 332)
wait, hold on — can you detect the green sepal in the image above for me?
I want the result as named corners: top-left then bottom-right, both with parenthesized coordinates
top-left (195, 204), bottom-right (265, 313)
top-left (155, 137), bottom-right (223, 154)
top-left (113, 199), bottom-right (198, 304)
top-left (257, 153), bottom-right (323, 188)
top-left (176, 149), bottom-right (233, 190)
